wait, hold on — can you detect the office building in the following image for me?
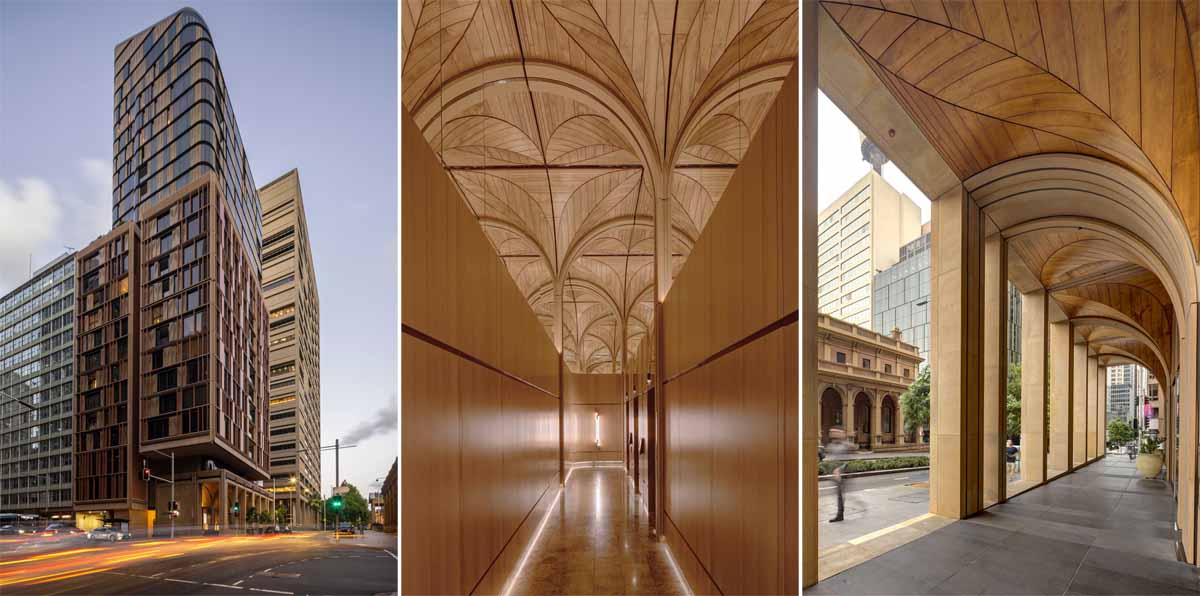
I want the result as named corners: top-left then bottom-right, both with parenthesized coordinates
top-left (873, 229), bottom-right (1022, 365)
top-left (0, 253), bottom-right (77, 521)
top-left (259, 169), bottom-right (321, 528)
top-left (73, 7), bottom-right (273, 536)
top-left (1107, 364), bottom-right (1146, 424)
top-left (818, 170), bottom-right (921, 327)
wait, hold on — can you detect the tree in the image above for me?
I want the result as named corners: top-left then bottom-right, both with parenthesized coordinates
top-left (1006, 364), bottom-right (1021, 439)
top-left (1108, 419), bottom-right (1135, 448)
top-left (324, 483), bottom-right (371, 527)
top-left (900, 366), bottom-right (930, 434)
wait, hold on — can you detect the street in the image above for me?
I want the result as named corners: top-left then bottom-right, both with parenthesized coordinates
top-left (819, 468), bottom-right (930, 548)
top-left (0, 531), bottom-right (397, 595)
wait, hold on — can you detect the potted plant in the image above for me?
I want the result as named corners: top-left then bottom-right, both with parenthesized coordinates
top-left (1136, 436), bottom-right (1164, 479)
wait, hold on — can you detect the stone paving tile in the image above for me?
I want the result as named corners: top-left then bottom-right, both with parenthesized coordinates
top-left (814, 455), bottom-right (1189, 595)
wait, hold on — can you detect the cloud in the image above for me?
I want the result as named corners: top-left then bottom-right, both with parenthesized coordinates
top-left (342, 393), bottom-right (398, 445)
top-left (0, 159), bottom-right (113, 295)
top-left (0, 177), bottom-right (62, 291)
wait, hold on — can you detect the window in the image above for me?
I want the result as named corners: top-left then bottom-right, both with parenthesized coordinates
top-left (148, 416), bottom-right (169, 440)
top-left (159, 393), bottom-right (177, 414)
top-left (904, 368), bottom-right (911, 378)
top-left (155, 324), bottom-right (169, 347)
top-left (885, 364), bottom-right (892, 374)
top-left (883, 403), bottom-right (893, 433)
top-left (263, 274), bottom-right (293, 293)
top-left (835, 352), bottom-right (846, 364)
top-left (157, 369), bottom-right (177, 392)
top-left (862, 358), bottom-right (871, 369)
top-left (270, 361), bottom-right (295, 376)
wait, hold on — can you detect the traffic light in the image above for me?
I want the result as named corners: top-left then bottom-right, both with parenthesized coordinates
top-left (330, 495), bottom-right (343, 510)
top-left (232, 502), bottom-right (240, 517)
top-left (142, 461), bottom-right (151, 481)
top-left (168, 500), bottom-right (179, 516)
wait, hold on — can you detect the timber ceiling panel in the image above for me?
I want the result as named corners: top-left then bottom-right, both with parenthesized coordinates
top-left (404, 0), bottom-right (798, 372)
top-left (821, 0), bottom-right (1200, 254)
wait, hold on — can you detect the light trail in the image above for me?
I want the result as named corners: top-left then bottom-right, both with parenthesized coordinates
top-left (0, 532), bottom-right (324, 589)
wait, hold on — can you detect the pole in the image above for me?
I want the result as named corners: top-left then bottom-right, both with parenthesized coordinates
top-left (335, 438), bottom-right (340, 543)
top-left (169, 453), bottom-right (175, 539)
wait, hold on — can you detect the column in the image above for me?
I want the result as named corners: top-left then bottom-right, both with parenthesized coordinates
top-left (1178, 303), bottom-right (1197, 563)
top-left (896, 403), bottom-right (907, 446)
top-left (982, 233), bottom-right (1008, 506)
top-left (219, 479), bottom-right (228, 532)
top-left (844, 397), bottom-right (856, 444)
top-left (929, 185), bottom-right (985, 519)
top-left (1049, 321), bottom-right (1073, 475)
top-left (1087, 355), bottom-right (1099, 461)
top-left (1097, 365), bottom-right (1107, 457)
top-left (1020, 290), bottom-right (1048, 483)
top-left (871, 392), bottom-right (883, 449)
top-left (1073, 342), bottom-right (1088, 467)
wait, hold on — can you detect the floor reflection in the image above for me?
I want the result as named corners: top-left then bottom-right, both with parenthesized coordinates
top-left (509, 465), bottom-right (689, 596)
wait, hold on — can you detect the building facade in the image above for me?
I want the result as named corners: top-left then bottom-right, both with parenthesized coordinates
top-left (259, 169), bottom-right (320, 528)
top-left (73, 224), bottom-right (145, 533)
top-left (112, 7), bottom-right (261, 276)
top-left (817, 170), bottom-right (922, 327)
top-left (816, 313), bottom-right (924, 450)
top-left (71, 8), bottom-right (274, 536)
top-left (872, 230), bottom-right (1022, 365)
top-left (1107, 364), bottom-right (1147, 425)
top-left (0, 253), bottom-right (77, 521)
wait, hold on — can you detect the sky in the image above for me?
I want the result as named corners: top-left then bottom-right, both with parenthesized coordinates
top-left (817, 91), bottom-right (931, 223)
top-left (0, 0), bottom-right (398, 498)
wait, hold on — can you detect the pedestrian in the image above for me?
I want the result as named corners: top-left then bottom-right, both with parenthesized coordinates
top-left (826, 428), bottom-right (855, 523)
top-left (1006, 439), bottom-right (1019, 480)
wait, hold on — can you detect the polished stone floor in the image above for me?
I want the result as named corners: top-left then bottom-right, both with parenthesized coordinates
top-left (509, 465), bottom-right (690, 595)
top-left (810, 455), bottom-right (1200, 595)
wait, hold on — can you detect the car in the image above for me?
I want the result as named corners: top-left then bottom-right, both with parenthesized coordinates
top-left (86, 527), bottom-right (130, 542)
top-left (0, 525), bottom-right (24, 535)
top-left (280, 526), bottom-right (292, 534)
top-left (41, 523), bottom-right (82, 536)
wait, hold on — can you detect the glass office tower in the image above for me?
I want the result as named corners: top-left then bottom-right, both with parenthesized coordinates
top-left (0, 253), bottom-right (76, 521)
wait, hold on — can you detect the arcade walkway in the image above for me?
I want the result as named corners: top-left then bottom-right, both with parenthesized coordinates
top-left (508, 466), bottom-right (688, 596)
top-left (810, 456), bottom-right (1199, 595)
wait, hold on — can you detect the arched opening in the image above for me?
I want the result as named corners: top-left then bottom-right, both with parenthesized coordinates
top-left (819, 387), bottom-right (844, 445)
top-left (880, 395), bottom-right (896, 444)
top-left (853, 392), bottom-right (872, 449)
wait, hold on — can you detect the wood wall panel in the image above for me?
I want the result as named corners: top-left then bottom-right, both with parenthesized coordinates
top-left (663, 61), bottom-right (796, 380)
top-left (564, 373), bottom-right (623, 463)
top-left (402, 106), bottom-right (561, 595)
top-left (658, 64), bottom-right (798, 595)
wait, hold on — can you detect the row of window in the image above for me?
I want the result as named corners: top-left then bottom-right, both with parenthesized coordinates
top-left (831, 350), bottom-right (912, 378)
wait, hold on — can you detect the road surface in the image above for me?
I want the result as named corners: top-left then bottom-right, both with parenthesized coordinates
top-left (0, 531), bottom-right (397, 595)
top-left (819, 468), bottom-right (930, 548)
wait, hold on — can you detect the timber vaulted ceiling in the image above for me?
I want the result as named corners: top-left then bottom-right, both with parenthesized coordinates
top-left (821, 0), bottom-right (1200, 384)
top-left (403, 0), bottom-right (798, 373)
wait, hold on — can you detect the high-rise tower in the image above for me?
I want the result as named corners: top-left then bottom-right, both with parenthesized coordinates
top-left (258, 169), bottom-right (321, 528)
top-left (74, 7), bottom-right (272, 536)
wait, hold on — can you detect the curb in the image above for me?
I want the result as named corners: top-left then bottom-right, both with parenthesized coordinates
top-left (818, 466), bottom-right (929, 481)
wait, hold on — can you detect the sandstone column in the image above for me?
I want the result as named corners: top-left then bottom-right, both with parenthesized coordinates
top-left (1049, 321), bottom-right (1073, 476)
top-left (1020, 290), bottom-right (1048, 483)
top-left (1087, 355), bottom-right (1099, 461)
top-left (982, 233), bottom-right (1008, 506)
top-left (1073, 342), bottom-right (1088, 468)
top-left (929, 185), bottom-right (984, 518)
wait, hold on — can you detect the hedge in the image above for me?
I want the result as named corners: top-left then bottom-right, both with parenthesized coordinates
top-left (818, 456), bottom-right (929, 476)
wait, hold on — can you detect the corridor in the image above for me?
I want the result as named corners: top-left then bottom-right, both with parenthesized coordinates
top-left (509, 466), bottom-right (688, 596)
top-left (810, 456), bottom-right (1200, 595)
